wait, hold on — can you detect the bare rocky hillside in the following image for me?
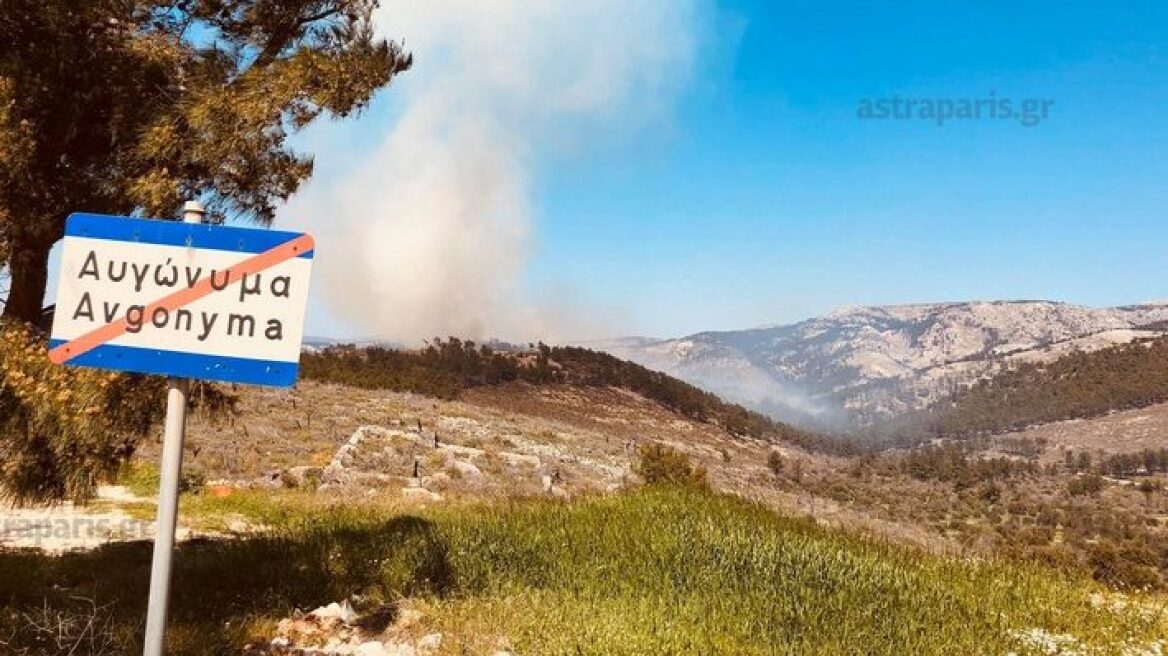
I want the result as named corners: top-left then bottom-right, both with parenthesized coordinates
top-left (594, 301), bottom-right (1168, 427)
top-left (129, 380), bottom-right (940, 551)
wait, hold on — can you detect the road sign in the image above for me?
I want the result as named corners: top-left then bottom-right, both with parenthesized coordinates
top-left (48, 212), bottom-right (315, 387)
top-left (47, 204), bottom-right (318, 656)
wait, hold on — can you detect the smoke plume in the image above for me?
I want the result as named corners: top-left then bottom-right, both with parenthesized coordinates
top-left (284, 1), bottom-right (707, 343)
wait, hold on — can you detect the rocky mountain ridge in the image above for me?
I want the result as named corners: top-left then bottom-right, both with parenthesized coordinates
top-left (593, 301), bottom-right (1168, 428)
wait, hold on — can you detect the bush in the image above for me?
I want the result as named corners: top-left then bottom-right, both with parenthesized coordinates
top-left (1067, 474), bottom-right (1105, 497)
top-left (767, 451), bottom-right (784, 478)
top-left (0, 322), bottom-right (233, 504)
top-left (124, 462), bottom-right (222, 497)
top-left (634, 442), bottom-right (708, 488)
top-left (976, 482), bottom-right (1002, 504)
top-left (0, 321), bottom-right (165, 503)
top-left (1088, 541), bottom-right (1163, 591)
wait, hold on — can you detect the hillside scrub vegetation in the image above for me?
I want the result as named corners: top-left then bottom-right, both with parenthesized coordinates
top-left (899, 443), bottom-right (1039, 487)
top-left (633, 442), bottom-right (709, 488)
top-left (0, 322), bottom-right (236, 503)
top-left (0, 487), bottom-right (1163, 655)
top-left (302, 339), bottom-right (815, 445)
top-left (913, 336), bottom-right (1168, 437)
top-left (0, 321), bottom-right (164, 503)
top-left (817, 440), bottom-right (1168, 591)
top-left (1096, 448), bottom-right (1168, 477)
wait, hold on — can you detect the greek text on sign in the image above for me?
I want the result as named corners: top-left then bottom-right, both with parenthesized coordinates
top-left (48, 213), bottom-right (315, 387)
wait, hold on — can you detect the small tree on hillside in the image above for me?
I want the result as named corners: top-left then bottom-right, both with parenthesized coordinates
top-left (1067, 473), bottom-right (1104, 497)
top-left (767, 450), bottom-right (784, 478)
top-left (1136, 479), bottom-right (1161, 509)
top-left (635, 442), bottom-right (708, 488)
top-left (1076, 451), bottom-right (1093, 473)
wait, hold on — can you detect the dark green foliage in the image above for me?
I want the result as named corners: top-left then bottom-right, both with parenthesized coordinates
top-left (1097, 448), bottom-right (1168, 477)
top-left (302, 339), bottom-right (817, 445)
top-left (0, 322), bottom-right (164, 503)
top-left (1087, 541), bottom-right (1163, 591)
top-left (0, 321), bottom-right (236, 503)
top-left (1062, 450), bottom-right (1094, 474)
top-left (767, 450), bottom-right (785, 477)
top-left (900, 443), bottom-right (1037, 487)
top-left (633, 442), bottom-right (708, 488)
top-left (976, 481), bottom-right (1002, 504)
top-left (1136, 479), bottom-right (1161, 507)
top-left (1067, 474), bottom-right (1105, 497)
top-left (997, 436), bottom-right (1047, 458)
top-left (912, 337), bottom-right (1168, 438)
top-left (0, 0), bottom-right (411, 321)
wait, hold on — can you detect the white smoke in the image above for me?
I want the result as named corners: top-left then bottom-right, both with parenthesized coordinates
top-left (285, 0), bottom-right (707, 343)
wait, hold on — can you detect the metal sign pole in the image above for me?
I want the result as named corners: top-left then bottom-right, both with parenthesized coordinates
top-left (142, 200), bottom-right (205, 656)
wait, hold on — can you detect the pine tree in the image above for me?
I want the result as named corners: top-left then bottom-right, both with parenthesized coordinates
top-left (0, 1), bottom-right (411, 321)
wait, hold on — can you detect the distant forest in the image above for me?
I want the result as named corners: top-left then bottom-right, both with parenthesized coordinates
top-left (301, 339), bottom-right (825, 448)
top-left (916, 336), bottom-right (1168, 437)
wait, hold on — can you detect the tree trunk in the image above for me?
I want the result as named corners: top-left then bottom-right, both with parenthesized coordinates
top-left (2, 238), bottom-right (50, 325)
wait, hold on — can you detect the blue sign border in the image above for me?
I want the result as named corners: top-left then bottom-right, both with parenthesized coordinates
top-left (65, 213), bottom-right (314, 259)
top-left (53, 213), bottom-right (313, 387)
top-left (48, 340), bottom-right (299, 387)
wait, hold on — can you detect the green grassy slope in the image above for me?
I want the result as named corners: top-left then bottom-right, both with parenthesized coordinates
top-left (2, 488), bottom-right (1162, 655)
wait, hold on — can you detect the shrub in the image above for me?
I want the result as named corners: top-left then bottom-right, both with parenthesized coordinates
top-left (0, 321), bottom-right (165, 503)
top-left (634, 442), bottom-right (708, 488)
top-left (0, 322), bottom-right (233, 503)
top-left (1088, 541), bottom-right (1163, 591)
top-left (976, 482), bottom-right (1002, 504)
top-left (1067, 474), bottom-right (1105, 497)
top-left (180, 470), bottom-right (207, 495)
top-left (767, 451), bottom-right (784, 478)
top-left (1136, 479), bottom-right (1161, 507)
top-left (789, 458), bottom-right (804, 483)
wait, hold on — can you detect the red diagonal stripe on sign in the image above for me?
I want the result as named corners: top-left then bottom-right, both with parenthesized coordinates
top-left (48, 233), bottom-right (315, 365)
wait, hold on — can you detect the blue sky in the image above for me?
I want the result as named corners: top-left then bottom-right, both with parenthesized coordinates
top-left (265, 1), bottom-right (1168, 341)
top-left (514, 1), bottom-right (1168, 337)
